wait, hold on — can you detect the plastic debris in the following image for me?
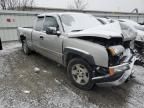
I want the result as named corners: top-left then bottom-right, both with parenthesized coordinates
top-left (55, 79), bottom-right (61, 85)
top-left (23, 90), bottom-right (30, 94)
top-left (43, 70), bottom-right (48, 73)
top-left (19, 74), bottom-right (24, 78)
top-left (34, 67), bottom-right (40, 73)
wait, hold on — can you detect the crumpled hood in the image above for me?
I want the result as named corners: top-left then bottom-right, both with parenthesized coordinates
top-left (67, 22), bottom-right (122, 39)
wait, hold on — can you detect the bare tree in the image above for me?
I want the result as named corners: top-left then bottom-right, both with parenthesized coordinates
top-left (0, 0), bottom-right (7, 10)
top-left (68, 0), bottom-right (88, 10)
top-left (7, 0), bottom-right (19, 10)
top-left (0, 0), bottom-right (34, 10)
top-left (18, 0), bottom-right (34, 10)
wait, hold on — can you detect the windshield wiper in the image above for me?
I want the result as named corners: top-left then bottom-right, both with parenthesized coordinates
top-left (71, 29), bottom-right (83, 32)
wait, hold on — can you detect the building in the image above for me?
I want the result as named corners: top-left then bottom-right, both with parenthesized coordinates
top-left (0, 7), bottom-right (144, 41)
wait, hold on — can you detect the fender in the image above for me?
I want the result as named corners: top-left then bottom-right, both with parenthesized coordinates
top-left (63, 47), bottom-right (96, 66)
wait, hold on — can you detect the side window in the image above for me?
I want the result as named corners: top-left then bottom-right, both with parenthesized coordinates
top-left (43, 16), bottom-right (59, 31)
top-left (34, 17), bottom-right (44, 31)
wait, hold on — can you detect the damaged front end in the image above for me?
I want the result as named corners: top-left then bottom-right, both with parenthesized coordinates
top-left (92, 44), bottom-right (136, 86)
top-left (76, 35), bottom-right (136, 86)
top-left (67, 21), bottom-right (136, 86)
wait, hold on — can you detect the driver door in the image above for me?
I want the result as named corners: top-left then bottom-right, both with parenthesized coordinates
top-left (40, 16), bottom-right (63, 64)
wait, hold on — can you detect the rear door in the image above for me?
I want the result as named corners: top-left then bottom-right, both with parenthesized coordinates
top-left (32, 16), bottom-right (44, 52)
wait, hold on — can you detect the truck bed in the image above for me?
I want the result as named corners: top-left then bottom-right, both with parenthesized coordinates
top-left (17, 27), bottom-right (33, 41)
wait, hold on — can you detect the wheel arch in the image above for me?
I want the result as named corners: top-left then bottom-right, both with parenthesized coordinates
top-left (63, 47), bottom-right (95, 67)
top-left (20, 35), bottom-right (26, 43)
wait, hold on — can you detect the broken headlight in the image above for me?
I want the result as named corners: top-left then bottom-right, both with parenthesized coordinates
top-left (108, 45), bottom-right (125, 56)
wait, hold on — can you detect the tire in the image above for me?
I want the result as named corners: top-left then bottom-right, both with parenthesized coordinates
top-left (22, 40), bottom-right (31, 55)
top-left (67, 58), bottom-right (95, 90)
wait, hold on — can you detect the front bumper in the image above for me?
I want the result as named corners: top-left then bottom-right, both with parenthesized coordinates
top-left (92, 54), bottom-right (136, 86)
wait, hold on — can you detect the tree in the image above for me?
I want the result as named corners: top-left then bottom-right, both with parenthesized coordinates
top-left (0, 0), bottom-right (7, 10)
top-left (68, 0), bottom-right (88, 10)
top-left (7, 0), bottom-right (19, 10)
top-left (18, 0), bottom-right (34, 10)
top-left (0, 0), bottom-right (34, 10)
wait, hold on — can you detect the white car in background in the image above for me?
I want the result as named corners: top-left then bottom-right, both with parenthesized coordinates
top-left (96, 17), bottom-right (137, 45)
top-left (119, 19), bottom-right (144, 66)
top-left (119, 19), bottom-right (144, 43)
top-left (96, 17), bottom-right (144, 66)
top-left (97, 17), bottom-right (144, 46)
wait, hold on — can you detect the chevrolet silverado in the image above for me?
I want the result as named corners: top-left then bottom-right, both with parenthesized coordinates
top-left (17, 12), bottom-right (136, 90)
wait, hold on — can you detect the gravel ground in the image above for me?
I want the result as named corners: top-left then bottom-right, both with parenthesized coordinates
top-left (0, 41), bottom-right (144, 108)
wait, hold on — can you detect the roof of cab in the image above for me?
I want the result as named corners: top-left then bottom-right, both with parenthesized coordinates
top-left (38, 12), bottom-right (87, 17)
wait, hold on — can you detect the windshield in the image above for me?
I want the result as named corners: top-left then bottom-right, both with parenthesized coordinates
top-left (60, 13), bottom-right (102, 33)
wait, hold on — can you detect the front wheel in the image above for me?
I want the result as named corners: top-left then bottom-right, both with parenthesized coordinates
top-left (67, 58), bottom-right (95, 90)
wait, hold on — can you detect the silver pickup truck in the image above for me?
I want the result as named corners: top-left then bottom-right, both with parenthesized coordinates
top-left (17, 12), bottom-right (136, 90)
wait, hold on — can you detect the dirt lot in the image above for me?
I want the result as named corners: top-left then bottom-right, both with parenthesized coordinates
top-left (0, 41), bottom-right (144, 108)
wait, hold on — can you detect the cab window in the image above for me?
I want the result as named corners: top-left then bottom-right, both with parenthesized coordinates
top-left (34, 17), bottom-right (44, 31)
top-left (43, 16), bottom-right (59, 31)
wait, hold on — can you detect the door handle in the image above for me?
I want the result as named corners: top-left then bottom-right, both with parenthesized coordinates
top-left (40, 36), bottom-right (44, 39)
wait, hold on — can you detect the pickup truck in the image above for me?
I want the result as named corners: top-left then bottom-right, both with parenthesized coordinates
top-left (17, 12), bottom-right (136, 90)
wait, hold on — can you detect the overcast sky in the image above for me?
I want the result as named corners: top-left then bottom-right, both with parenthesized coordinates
top-left (35, 0), bottom-right (144, 13)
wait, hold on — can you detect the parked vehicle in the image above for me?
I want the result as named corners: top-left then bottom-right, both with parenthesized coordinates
top-left (118, 19), bottom-right (144, 65)
top-left (97, 18), bottom-right (136, 43)
top-left (17, 12), bottom-right (136, 90)
top-left (119, 19), bottom-right (144, 44)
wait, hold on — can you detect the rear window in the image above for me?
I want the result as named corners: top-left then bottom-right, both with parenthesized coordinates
top-left (34, 17), bottom-right (44, 31)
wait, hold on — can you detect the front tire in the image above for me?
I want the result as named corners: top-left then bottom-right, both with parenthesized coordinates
top-left (22, 40), bottom-right (31, 55)
top-left (67, 58), bottom-right (94, 90)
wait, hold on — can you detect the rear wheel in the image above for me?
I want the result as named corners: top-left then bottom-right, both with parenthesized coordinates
top-left (22, 40), bottom-right (31, 55)
top-left (67, 58), bottom-right (94, 90)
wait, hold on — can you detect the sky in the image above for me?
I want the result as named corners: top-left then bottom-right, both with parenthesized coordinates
top-left (35, 0), bottom-right (144, 13)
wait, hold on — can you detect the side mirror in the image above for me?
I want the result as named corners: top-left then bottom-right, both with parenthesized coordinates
top-left (46, 27), bottom-right (61, 36)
